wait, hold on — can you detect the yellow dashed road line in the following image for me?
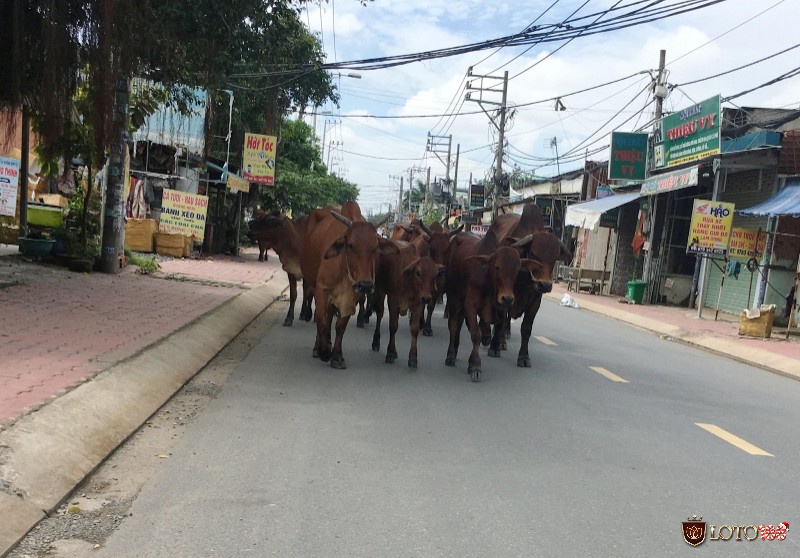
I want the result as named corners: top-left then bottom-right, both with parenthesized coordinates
top-left (588, 366), bottom-right (629, 383)
top-left (695, 423), bottom-right (773, 456)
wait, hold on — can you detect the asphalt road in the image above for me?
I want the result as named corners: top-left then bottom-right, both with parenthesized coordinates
top-left (95, 298), bottom-right (800, 557)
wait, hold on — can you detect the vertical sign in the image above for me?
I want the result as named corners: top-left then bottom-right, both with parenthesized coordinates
top-left (0, 157), bottom-right (20, 217)
top-left (535, 197), bottom-right (553, 228)
top-left (608, 132), bottom-right (648, 180)
top-left (243, 133), bottom-right (277, 185)
top-left (159, 188), bottom-right (209, 237)
top-left (469, 184), bottom-right (485, 209)
top-left (654, 95), bottom-right (721, 169)
top-left (687, 199), bottom-right (735, 257)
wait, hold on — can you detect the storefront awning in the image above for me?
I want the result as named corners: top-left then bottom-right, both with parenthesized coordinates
top-left (565, 191), bottom-right (641, 230)
top-left (738, 181), bottom-right (800, 217)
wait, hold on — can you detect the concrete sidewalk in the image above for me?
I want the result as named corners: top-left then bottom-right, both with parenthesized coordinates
top-left (0, 244), bottom-right (797, 556)
top-left (0, 245), bottom-right (289, 555)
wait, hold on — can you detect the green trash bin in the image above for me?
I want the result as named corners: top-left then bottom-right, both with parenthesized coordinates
top-left (626, 280), bottom-right (647, 304)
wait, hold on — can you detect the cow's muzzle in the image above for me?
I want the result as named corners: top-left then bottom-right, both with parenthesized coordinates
top-left (421, 296), bottom-right (432, 305)
top-left (355, 280), bottom-right (374, 294)
top-left (500, 295), bottom-right (515, 307)
top-left (537, 281), bottom-right (553, 294)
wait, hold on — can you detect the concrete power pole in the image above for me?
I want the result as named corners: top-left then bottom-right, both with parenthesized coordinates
top-left (453, 143), bottom-right (460, 197)
top-left (465, 68), bottom-right (508, 218)
top-left (101, 77), bottom-right (131, 273)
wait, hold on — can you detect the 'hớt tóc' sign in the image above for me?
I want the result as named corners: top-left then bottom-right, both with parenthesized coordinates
top-left (686, 199), bottom-right (735, 257)
top-left (159, 188), bottom-right (209, 237)
top-left (243, 133), bottom-right (277, 185)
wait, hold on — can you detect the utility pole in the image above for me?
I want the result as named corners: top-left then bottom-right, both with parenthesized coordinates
top-left (101, 77), bottom-right (130, 273)
top-left (425, 167), bottom-right (431, 212)
top-left (465, 68), bottom-right (508, 218)
top-left (453, 143), bottom-right (460, 197)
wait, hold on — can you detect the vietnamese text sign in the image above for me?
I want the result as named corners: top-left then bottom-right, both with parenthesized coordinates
top-left (641, 165), bottom-right (699, 196)
top-left (159, 188), bottom-right (209, 237)
top-left (470, 224), bottom-right (489, 237)
top-left (687, 199), bottom-right (735, 257)
top-left (728, 228), bottom-right (767, 260)
top-left (227, 172), bottom-right (250, 193)
top-left (243, 133), bottom-right (277, 185)
top-left (469, 184), bottom-right (485, 209)
top-left (0, 157), bottom-right (20, 217)
top-left (654, 95), bottom-right (720, 169)
top-left (535, 197), bottom-right (553, 228)
top-left (609, 132), bottom-right (648, 180)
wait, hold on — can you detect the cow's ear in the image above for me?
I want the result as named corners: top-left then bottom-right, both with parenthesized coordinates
top-left (378, 238), bottom-right (400, 255)
top-left (520, 258), bottom-right (544, 276)
top-left (436, 265), bottom-right (446, 277)
top-left (464, 254), bottom-right (491, 266)
top-left (324, 236), bottom-right (347, 259)
top-left (401, 258), bottom-right (421, 277)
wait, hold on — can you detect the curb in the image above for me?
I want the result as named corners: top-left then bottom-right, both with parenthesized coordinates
top-left (0, 277), bottom-right (289, 557)
top-left (545, 291), bottom-right (800, 381)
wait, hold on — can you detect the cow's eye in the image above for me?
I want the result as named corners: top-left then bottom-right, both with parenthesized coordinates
top-left (346, 242), bottom-right (355, 250)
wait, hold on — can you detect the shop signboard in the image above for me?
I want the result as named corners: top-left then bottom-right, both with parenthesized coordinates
top-left (608, 132), bottom-right (648, 180)
top-left (535, 197), bottom-right (553, 228)
top-left (469, 184), bottom-right (485, 209)
top-left (0, 157), bottom-right (20, 218)
top-left (227, 172), bottom-right (250, 193)
top-left (640, 165), bottom-right (699, 196)
top-left (728, 227), bottom-right (767, 260)
top-left (654, 95), bottom-right (720, 169)
top-left (243, 133), bottom-right (277, 185)
top-left (686, 199), bottom-right (735, 257)
top-left (160, 188), bottom-right (209, 237)
top-left (470, 224), bottom-right (489, 237)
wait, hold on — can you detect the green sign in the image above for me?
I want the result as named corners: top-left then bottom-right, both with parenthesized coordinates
top-left (640, 165), bottom-right (699, 196)
top-left (654, 94), bottom-right (720, 169)
top-left (608, 132), bottom-right (648, 180)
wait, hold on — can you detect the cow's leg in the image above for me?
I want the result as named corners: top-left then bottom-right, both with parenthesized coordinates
top-left (408, 303), bottom-right (422, 368)
top-left (315, 298), bottom-right (334, 363)
top-left (445, 299), bottom-right (462, 366)
top-left (283, 274), bottom-right (297, 327)
top-left (479, 317), bottom-right (491, 346)
top-left (299, 283), bottom-right (313, 322)
top-left (422, 297), bottom-right (436, 337)
top-left (488, 320), bottom-right (503, 358)
top-left (385, 302), bottom-right (399, 364)
top-left (371, 293), bottom-right (386, 352)
top-left (517, 298), bottom-right (541, 368)
top-left (356, 298), bottom-right (366, 328)
top-left (257, 241), bottom-right (265, 262)
top-left (330, 314), bottom-right (351, 369)
top-left (464, 308), bottom-right (483, 382)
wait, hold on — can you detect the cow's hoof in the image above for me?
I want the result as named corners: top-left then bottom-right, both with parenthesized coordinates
top-left (488, 348), bottom-right (501, 358)
top-left (312, 347), bottom-right (319, 358)
top-left (422, 328), bottom-right (433, 337)
top-left (469, 367), bottom-right (482, 382)
top-left (445, 356), bottom-right (456, 366)
top-left (356, 320), bottom-right (365, 329)
top-left (481, 335), bottom-right (491, 347)
top-left (319, 348), bottom-right (332, 362)
top-left (385, 354), bottom-right (396, 364)
top-left (372, 342), bottom-right (380, 352)
top-left (283, 317), bottom-right (293, 327)
top-left (408, 359), bottom-right (417, 369)
top-left (331, 356), bottom-right (346, 369)
top-left (517, 356), bottom-right (531, 368)
top-left (501, 341), bottom-right (507, 351)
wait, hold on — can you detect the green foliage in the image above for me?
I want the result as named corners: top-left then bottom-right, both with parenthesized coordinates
top-left (57, 186), bottom-right (101, 259)
top-left (127, 252), bottom-right (160, 275)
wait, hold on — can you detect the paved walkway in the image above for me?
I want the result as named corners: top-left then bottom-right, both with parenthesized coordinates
top-left (0, 242), bottom-right (797, 556)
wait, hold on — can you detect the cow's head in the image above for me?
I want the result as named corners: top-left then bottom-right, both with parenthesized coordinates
top-left (508, 231), bottom-right (571, 294)
top-left (402, 257), bottom-right (445, 305)
top-left (466, 246), bottom-right (522, 307)
top-left (326, 213), bottom-right (399, 294)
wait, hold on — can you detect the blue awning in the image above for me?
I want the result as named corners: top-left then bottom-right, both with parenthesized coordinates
top-left (738, 181), bottom-right (800, 217)
top-left (565, 190), bottom-right (642, 230)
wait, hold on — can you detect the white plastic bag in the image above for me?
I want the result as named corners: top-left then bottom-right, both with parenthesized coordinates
top-left (560, 293), bottom-right (580, 309)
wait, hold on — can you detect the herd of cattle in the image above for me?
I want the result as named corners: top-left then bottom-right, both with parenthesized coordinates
top-left (249, 201), bottom-right (571, 382)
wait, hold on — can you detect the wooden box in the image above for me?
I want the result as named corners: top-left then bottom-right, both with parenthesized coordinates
top-left (155, 231), bottom-right (186, 257)
top-left (738, 305), bottom-right (776, 338)
top-left (125, 219), bottom-right (157, 253)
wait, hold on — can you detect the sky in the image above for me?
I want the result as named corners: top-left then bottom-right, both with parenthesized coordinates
top-left (296, 0), bottom-right (800, 215)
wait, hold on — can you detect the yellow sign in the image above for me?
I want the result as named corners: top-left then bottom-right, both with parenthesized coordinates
top-left (227, 173), bottom-right (250, 193)
top-left (159, 188), bottom-right (209, 237)
top-left (728, 228), bottom-right (766, 260)
top-left (687, 199), bottom-right (735, 257)
top-left (243, 133), bottom-right (276, 185)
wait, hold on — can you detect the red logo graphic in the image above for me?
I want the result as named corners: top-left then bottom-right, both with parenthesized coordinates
top-left (760, 522), bottom-right (789, 541)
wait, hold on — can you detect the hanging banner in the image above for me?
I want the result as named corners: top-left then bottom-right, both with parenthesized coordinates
top-left (159, 188), bottom-right (209, 237)
top-left (243, 133), bottom-right (277, 185)
top-left (728, 228), bottom-right (767, 260)
top-left (0, 157), bottom-right (20, 218)
top-left (227, 173), bottom-right (250, 193)
top-left (608, 132), bottom-right (648, 180)
top-left (654, 95), bottom-right (721, 169)
top-left (469, 184), bottom-right (485, 209)
top-left (686, 199), bottom-right (735, 257)
top-left (640, 165), bottom-right (699, 196)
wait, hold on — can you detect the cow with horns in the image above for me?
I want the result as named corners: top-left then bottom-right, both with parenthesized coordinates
top-left (300, 201), bottom-right (399, 369)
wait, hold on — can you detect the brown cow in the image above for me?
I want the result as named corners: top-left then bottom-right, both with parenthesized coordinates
top-left (488, 203), bottom-right (571, 367)
top-left (412, 222), bottom-right (462, 336)
top-left (300, 202), bottom-right (399, 368)
top-left (444, 230), bottom-right (539, 381)
top-left (248, 209), bottom-right (280, 261)
top-left (370, 240), bottom-right (444, 368)
top-left (248, 213), bottom-right (308, 326)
